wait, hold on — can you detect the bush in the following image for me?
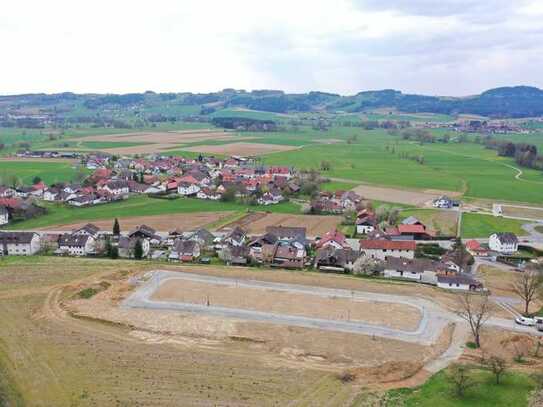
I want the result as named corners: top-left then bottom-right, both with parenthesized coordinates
top-left (78, 288), bottom-right (99, 299)
top-left (336, 371), bottom-right (355, 383)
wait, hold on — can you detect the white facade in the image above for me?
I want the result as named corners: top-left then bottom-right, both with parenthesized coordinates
top-left (0, 209), bottom-right (8, 225)
top-left (58, 236), bottom-right (96, 256)
top-left (362, 248), bottom-right (415, 261)
top-left (356, 224), bottom-right (375, 235)
top-left (178, 184), bottom-right (200, 196)
top-left (0, 233), bottom-right (41, 256)
top-left (489, 233), bottom-right (518, 254)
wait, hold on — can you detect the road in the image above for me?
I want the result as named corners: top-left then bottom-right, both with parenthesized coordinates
top-left (123, 271), bottom-right (543, 347)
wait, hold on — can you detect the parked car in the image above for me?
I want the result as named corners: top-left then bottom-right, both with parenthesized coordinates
top-left (535, 317), bottom-right (543, 332)
top-left (515, 316), bottom-right (536, 326)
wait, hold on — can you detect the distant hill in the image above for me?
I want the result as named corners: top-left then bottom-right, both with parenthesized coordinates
top-left (1, 86), bottom-right (543, 119)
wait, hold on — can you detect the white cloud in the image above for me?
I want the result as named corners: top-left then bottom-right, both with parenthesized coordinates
top-left (0, 0), bottom-right (542, 96)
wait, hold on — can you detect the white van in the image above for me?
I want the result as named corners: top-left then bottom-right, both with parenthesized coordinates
top-left (535, 316), bottom-right (543, 332)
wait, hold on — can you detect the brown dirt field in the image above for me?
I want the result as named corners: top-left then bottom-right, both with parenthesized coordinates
top-left (182, 142), bottom-right (300, 156)
top-left (218, 211), bottom-right (268, 231)
top-left (350, 183), bottom-right (461, 206)
top-left (502, 205), bottom-right (543, 221)
top-left (68, 272), bottom-right (446, 379)
top-left (73, 130), bottom-right (256, 155)
top-left (462, 327), bottom-right (543, 369)
top-left (478, 265), bottom-right (543, 315)
top-left (241, 212), bottom-right (343, 237)
top-left (151, 279), bottom-right (421, 331)
top-left (38, 211), bottom-right (233, 232)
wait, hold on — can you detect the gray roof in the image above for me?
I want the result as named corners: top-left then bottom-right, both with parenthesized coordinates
top-left (59, 233), bottom-right (90, 247)
top-left (384, 257), bottom-right (445, 273)
top-left (0, 231), bottom-right (38, 244)
top-left (493, 232), bottom-right (518, 244)
top-left (437, 274), bottom-right (482, 286)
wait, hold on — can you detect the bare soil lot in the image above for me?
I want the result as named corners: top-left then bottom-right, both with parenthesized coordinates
top-left (182, 142), bottom-right (300, 156)
top-left (501, 205), bottom-right (543, 221)
top-left (235, 212), bottom-right (343, 237)
top-left (39, 211), bottom-right (232, 232)
top-left (151, 279), bottom-right (421, 331)
top-left (75, 130), bottom-right (255, 154)
top-left (351, 183), bottom-right (461, 206)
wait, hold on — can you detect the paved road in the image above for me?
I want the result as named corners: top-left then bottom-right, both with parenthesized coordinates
top-left (123, 271), bottom-right (543, 347)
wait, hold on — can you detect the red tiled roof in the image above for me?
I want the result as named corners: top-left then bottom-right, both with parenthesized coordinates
top-left (360, 240), bottom-right (416, 250)
top-left (398, 224), bottom-right (426, 234)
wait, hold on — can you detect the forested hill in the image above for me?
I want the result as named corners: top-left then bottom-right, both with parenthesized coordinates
top-left (2, 86), bottom-right (543, 119)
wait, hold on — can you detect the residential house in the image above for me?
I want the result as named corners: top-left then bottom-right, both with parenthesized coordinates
top-left (129, 225), bottom-right (161, 244)
top-left (466, 240), bottom-right (490, 257)
top-left (220, 244), bottom-right (249, 266)
top-left (56, 234), bottom-right (96, 256)
top-left (433, 196), bottom-right (456, 209)
top-left (356, 209), bottom-right (377, 235)
top-left (383, 257), bottom-right (446, 283)
top-left (488, 233), bottom-right (519, 254)
top-left (315, 246), bottom-right (358, 272)
top-left (0, 232), bottom-right (41, 256)
top-left (437, 274), bottom-right (483, 291)
top-left (118, 236), bottom-right (150, 259)
top-left (247, 233), bottom-right (278, 262)
top-left (73, 223), bottom-right (100, 237)
top-left (315, 229), bottom-right (349, 250)
top-left (0, 206), bottom-right (8, 225)
top-left (266, 226), bottom-right (306, 242)
top-left (186, 228), bottom-right (215, 249)
top-left (178, 181), bottom-right (201, 196)
top-left (170, 240), bottom-right (201, 262)
top-left (270, 241), bottom-right (306, 269)
top-left (360, 239), bottom-right (416, 260)
top-left (222, 227), bottom-right (246, 247)
top-left (101, 180), bottom-right (130, 196)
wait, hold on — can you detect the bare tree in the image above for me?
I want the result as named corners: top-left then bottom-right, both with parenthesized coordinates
top-left (483, 355), bottom-right (507, 385)
top-left (353, 256), bottom-right (381, 276)
top-left (512, 268), bottom-right (542, 315)
top-left (456, 292), bottom-right (491, 348)
top-left (448, 364), bottom-right (477, 398)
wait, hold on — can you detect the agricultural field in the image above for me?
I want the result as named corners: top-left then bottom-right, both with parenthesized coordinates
top-left (38, 211), bottom-right (235, 232)
top-left (460, 213), bottom-right (527, 238)
top-left (3, 196), bottom-right (301, 230)
top-left (222, 212), bottom-right (344, 237)
top-left (0, 257), bottom-right (359, 406)
top-left (0, 159), bottom-right (85, 185)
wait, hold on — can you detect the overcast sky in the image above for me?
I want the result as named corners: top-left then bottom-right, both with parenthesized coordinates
top-left (1, 0), bottom-right (542, 96)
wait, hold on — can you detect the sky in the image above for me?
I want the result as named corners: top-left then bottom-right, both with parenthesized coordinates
top-left (1, 0), bottom-right (543, 96)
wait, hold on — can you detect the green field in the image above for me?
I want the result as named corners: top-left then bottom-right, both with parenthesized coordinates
top-left (4, 196), bottom-right (301, 230)
top-left (460, 213), bottom-right (527, 238)
top-left (389, 368), bottom-right (535, 407)
top-left (0, 161), bottom-right (85, 185)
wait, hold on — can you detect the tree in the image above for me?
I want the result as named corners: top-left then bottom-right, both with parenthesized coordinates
top-left (449, 238), bottom-right (473, 271)
top-left (448, 364), bottom-right (477, 398)
top-left (352, 257), bottom-right (380, 276)
top-left (32, 176), bottom-right (42, 185)
top-left (73, 165), bottom-right (87, 183)
top-left (320, 160), bottom-right (331, 171)
top-left (456, 292), bottom-right (491, 348)
top-left (110, 245), bottom-right (119, 259)
top-left (134, 239), bottom-right (143, 260)
top-left (484, 355), bottom-right (507, 385)
top-left (221, 187), bottom-right (237, 202)
top-left (113, 218), bottom-right (120, 236)
top-left (512, 267), bottom-right (542, 316)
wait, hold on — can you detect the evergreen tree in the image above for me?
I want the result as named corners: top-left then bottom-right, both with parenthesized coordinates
top-left (113, 218), bottom-right (120, 236)
top-left (134, 239), bottom-right (143, 260)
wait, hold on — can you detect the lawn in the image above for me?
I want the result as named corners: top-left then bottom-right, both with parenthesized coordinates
top-left (461, 213), bottom-right (527, 238)
top-left (4, 196), bottom-right (301, 230)
top-left (263, 129), bottom-right (543, 204)
top-left (389, 368), bottom-right (535, 407)
top-left (0, 161), bottom-right (85, 185)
